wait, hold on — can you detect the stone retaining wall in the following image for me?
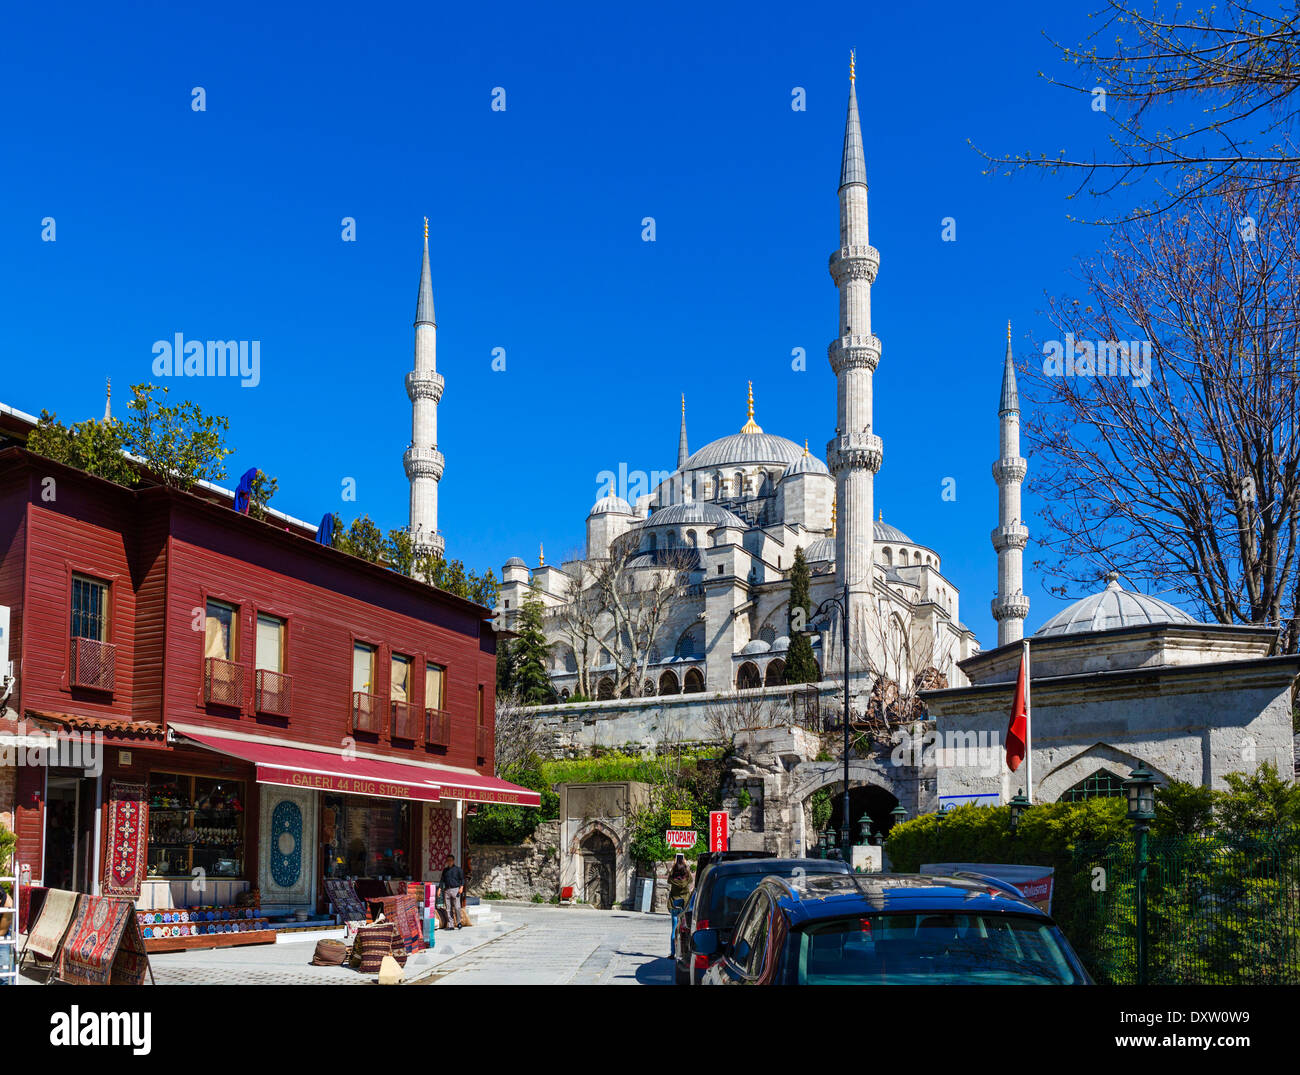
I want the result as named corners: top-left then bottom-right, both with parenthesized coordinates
top-left (468, 819), bottom-right (561, 901)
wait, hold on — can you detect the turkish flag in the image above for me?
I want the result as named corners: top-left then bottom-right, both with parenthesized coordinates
top-left (1006, 651), bottom-right (1028, 772)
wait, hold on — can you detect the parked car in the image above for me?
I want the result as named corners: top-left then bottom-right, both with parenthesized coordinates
top-left (693, 872), bottom-right (1093, 985)
top-left (674, 856), bottom-right (851, 985)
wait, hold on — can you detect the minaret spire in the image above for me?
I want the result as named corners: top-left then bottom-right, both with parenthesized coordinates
top-left (103, 378), bottom-right (112, 422)
top-left (827, 57), bottom-right (882, 677)
top-left (677, 394), bottom-right (690, 469)
top-left (993, 323), bottom-right (1029, 645)
top-left (404, 219), bottom-right (446, 562)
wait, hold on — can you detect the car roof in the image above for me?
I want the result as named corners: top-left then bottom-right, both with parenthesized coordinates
top-left (702, 857), bottom-right (852, 881)
top-left (766, 872), bottom-right (1051, 925)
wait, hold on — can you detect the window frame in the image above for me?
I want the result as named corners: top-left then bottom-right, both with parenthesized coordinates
top-left (64, 565), bottom-right (119, 693)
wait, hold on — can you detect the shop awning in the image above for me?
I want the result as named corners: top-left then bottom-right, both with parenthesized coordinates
top-left (170, 724), bottom-right (442, 803)
top-left (418, 767), bottom-right (542, 807)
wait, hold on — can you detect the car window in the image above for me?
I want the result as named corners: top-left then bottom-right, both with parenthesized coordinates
top-left (705, 863), bottom-right (845, 928)
top-left (729, 890), bottom-right (772, 977)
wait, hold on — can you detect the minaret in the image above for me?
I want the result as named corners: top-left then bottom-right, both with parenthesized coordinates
top-left (826, 51), bottom-right (882, 674)
top-left (677, 394), bottom-right (690, 469)
top-left (404, 218), bottom-right (446, 561)
top-left (992, 321), bottom-right (1030, 644)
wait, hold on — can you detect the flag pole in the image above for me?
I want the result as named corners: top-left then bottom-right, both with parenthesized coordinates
top-left (1023, 637), bottom-right (1032, 803)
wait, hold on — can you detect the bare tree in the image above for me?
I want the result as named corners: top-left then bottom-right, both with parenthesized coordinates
top-left (493, 686), bottom-right (554, 771)
top-left (849, 598), bottom-right (956, 732)
top-left (703, 692), bottom-right (791, 747)
top-left (976, 1), bottom-right (1300, 222)
top-left (594, 538), bottom-right (696, 698)
top-left (1023, 177), bottom-right (1300, 650)
top-left (551, 556), bottom-right (600, 698)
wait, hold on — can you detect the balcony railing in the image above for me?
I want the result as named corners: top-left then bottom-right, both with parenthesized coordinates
top-left (204, 657), bottom-right (244, 708)
top-left (425, 708), bottom-right (451, 747)
top-left (390, 700), bottom-right (420, 741)
top-left (475, 726), bottom-right (488, 760)
top-left (255, 669), bottom-right (292, 717)
top-left (71, 637), bottom-right (116, 692)
top-left (351, 691), bottom-right (383, 734)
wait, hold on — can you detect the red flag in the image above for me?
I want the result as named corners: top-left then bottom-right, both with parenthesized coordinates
top-left (1006, 650), bottom-right (1028, 772)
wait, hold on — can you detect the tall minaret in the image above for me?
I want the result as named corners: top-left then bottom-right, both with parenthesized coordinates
top-left (992, 322), bottom-right (1030, 645)
top-left (404, 218), bottom-right (446, 560)
top-left (827, 51), bottom-right (883, 673)
top-left (678, 394), bottom-right (689, 469)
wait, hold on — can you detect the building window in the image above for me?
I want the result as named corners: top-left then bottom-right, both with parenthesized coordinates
top-left (352, 642), bottom-right (375, 693)
top-left (321, 794), bottom-right (411, 879)
top-left (147, 772), bottom-right (247, 880)
top-left (1059, 769), bottom-right (1128, 802)
top-left (351, 642), bottom-right (381, 733)
top-left (391, 653), bottom-right (418, 739)
top-left (253, 613), bottom-right (290, 716)
top-left (475, 684), bottom-right (487, 760)
top-left (426, 663), bottom-right (446, 710)
top-left (255, 614), bottom-right (285, 673)
top-left (205, 600), bottom-right (236, 661)
top-left (70, 574), bottom-right (109, 641)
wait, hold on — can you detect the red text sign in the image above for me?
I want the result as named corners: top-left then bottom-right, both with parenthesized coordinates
top-left (709, 810), bottom-right (729, 852)
top-left (665, 829), bottom-right (698, 849)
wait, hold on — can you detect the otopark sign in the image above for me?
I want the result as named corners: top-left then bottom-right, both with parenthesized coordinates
top-left (665, 829), bottom-right (698, 850)
top-left (709, 810), bottom-right (729, 852)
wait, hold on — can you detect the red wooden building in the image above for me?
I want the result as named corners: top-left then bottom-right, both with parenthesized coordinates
top-left (0, 429), bottom-right (535, 920)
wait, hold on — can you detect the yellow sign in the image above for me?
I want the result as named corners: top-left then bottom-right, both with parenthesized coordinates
top-left (670, 810), bottom-right (692, 827)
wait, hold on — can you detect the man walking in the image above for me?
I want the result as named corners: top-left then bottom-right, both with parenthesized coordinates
top-left (440, 854), bottom-right (465, 930)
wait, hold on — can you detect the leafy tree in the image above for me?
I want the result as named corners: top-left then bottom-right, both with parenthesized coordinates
top-left (331, 514), bottom-right (386, 563)
top-left (27, 410), bottom-right (139, 486)
top-left (123, 383), bottom-right (232, 489)
top-left (511, 593), bottom-right (556, 706)
top-left (496, 636), bottom-right (518, 695)
top-left (784, 547), bottom-right (820, 683)
top-left (1216, 762), bottom-right (1300, 837)
top-left (1153, 780), bottom-right (1217, 837)
top-left (385, 528), bottom-right (415, 575)
top-left (247, 471), bottom-right (279, 521)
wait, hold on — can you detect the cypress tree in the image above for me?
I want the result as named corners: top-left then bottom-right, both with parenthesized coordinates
top-left (511, 593), bottom-right (557, 705)
top-left (785, 547), bottom-right (820, 683)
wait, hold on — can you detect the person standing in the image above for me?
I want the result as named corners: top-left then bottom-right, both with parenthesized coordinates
top-left (440, 854), bottom-right (465, 930)
top-left (667, 853), bottom-right (691, 957)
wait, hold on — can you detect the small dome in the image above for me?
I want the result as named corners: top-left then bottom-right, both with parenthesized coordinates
top-left (782, 452), bottom-right (830, 478)
top-left (589, 493), bottom-right (633, 516)
top-left (642, 501), bottom-right (746, 529)
top-left (503, 556), bottom-right (527, 568)
top-left (1035, 573), bottom-right (1197, 637)
top-left (740, 639), bottom-right (771, 655)
top-left (803, 537), bottom-right (836, 563)
top-left (874, 520), bottom-right (912, 543)
top-left (771, 635), bottom-right (791, 652)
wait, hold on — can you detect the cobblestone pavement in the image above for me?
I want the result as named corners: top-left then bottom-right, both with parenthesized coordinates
top-left (427, 904), bottom-right (673, 986)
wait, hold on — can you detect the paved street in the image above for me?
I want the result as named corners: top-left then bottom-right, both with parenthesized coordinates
top-left (427, 904), bottom-right (673, 986)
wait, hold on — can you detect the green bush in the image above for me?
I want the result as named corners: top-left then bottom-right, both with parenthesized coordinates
top-left (531, 893), bottom-right (546, 903)
top-left (482, 890), bottom-right (505, 900)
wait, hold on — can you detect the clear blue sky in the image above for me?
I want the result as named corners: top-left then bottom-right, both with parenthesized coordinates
top-left (1, 0), bottom-right (1124, 647)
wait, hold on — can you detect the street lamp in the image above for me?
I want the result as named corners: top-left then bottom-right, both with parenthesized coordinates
top-left (889, 805), bottom-right (907, 833)
top-left (1008, 790), bottom-right (1030, 834)
top-left (1124, 763), bottom-right (1158, 986)
top-left (800, 585), bottom-right (852, 862)
top-left (857, 812), bottom-right (873, 845)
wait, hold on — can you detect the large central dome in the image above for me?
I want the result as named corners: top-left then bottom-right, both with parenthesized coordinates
top-left (681, 431), bottom-right (806, 471)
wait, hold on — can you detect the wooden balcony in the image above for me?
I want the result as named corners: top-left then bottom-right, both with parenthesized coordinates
top-left (390, 700), bottom-right (420, 741)
top-left (204, 657), bottom-right (244, 708)
top-left (255, 669), bottom-right (292, 717)
top-left (71, 637), bottom-right (116, 692)
top-left (425, 707), bottom-right (451, 747)
top-left (351, 691), bottom-right (383, 735)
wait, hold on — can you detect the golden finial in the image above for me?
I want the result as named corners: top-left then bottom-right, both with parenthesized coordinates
top-left (831, 497), bottom-right (837, 536)
top-left (739, 381), bottom-right (763, 434)
top-left (803, 439), bottom-right (809, 456)
top-left (423, 216), bottom-right (429, 241)
top-left (879, 508), bottom-right (883, 523)
top-left (1007, 319), bottom-right (1011, 344)
top-left (850, 50), bottom-right (855, 83)
top-left (538, 542), bottom-right (544, 567)
top-left (681, 393), bottom-right (686, 415)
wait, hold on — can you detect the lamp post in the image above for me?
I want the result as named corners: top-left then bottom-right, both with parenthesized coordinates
top-left (889, 805), bottom-right (907, 836)
top-left (801, 585), bottom-right (852, 862)
top-left (1124, 763), bottom-right (1158, 986)
top-left (857, 812), bottom-right (873, 846)
top-left (1008, 790), bottom-right (1030, 835)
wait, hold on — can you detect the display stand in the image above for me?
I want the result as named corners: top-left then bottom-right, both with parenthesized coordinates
top-left (0, 869), bottom-right (17, 985)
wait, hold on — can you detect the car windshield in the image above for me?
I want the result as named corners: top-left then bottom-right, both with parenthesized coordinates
top-left (707, 867), bottom-right (838, 929)
top-left (793, 912), bottom-right (1086, 985)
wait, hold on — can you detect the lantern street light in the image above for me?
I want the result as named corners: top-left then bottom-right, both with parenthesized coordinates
top-left (889, 805), bottom-right (908, 833)
top-left (857, 812), bottom-right (873, 846)
top-left (1008, 790), bottom-right (1030, 834)
top-left (1124, 763), bottom-right (1159, 986)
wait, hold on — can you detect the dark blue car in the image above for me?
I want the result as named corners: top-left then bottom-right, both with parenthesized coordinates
top-left (693, 872), bottom-right (1093, 985)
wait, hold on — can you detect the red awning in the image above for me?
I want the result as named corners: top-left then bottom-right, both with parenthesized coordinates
top-left (171, 724), bottom-right (442, 803)
top-left (420, 768), bottom-right (541, 807)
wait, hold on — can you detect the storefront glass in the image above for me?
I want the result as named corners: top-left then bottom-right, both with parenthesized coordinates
top-left (147, 772), bottom-right (247, 880)
top-left (320, 794), bottom-right (412, 879)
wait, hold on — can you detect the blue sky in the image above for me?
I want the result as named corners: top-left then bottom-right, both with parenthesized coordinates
top-left (1, 0), bottom-right (1125, 646)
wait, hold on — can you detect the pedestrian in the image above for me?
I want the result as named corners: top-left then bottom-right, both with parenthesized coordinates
top-left (440, 854), bottom-right (465, 930)
top-left (668, 853), bottom-right (691, 957)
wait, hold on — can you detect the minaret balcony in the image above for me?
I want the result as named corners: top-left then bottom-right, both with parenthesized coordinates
top-left (406, 370), bottom-right (445, 403)
top-left (991, 523), bottom-right (1029, 552)
top-left (992, 457), bottom-right (1027, 484)
top-left (413, 531), bottom-right (446, 559)
top-left (403, 445), bottom-right (445, 481)
top-left (827, 334), bottom-right (881, 374)
top-left (991, 593), bottom-right (1031, 622)
top-left (826, 432), bottom-right (883, 475)
top-left (828, 244), bottom-right (880, 285)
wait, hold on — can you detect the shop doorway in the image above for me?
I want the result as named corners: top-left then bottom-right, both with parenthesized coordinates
top-left (44, 771), bottom-right (97, 892)
top-left (580, 831), bottom-right (615, 909)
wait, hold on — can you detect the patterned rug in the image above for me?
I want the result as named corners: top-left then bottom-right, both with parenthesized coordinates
top-left (323, 879), bottom-right (367, 920)
top-left (58, 896), bottom-right (151, 986)
top-left (388, 894), bottom-right (424, 952)
top-left (103, 781), bottom-right (149, 898)
top-left (24, 887), bottom-right (79, 961)
top-left (427, 806), bottom-right (452, 873)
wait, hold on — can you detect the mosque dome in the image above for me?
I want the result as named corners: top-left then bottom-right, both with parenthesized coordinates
top-left (804, 537), bottom-right (836, 563)
top-left (503, 556), bottom-right (527, 568)
top-left (682, 432), bottom-right (806, 472)
top-left (740, 639), bottom-right (772, 655)
top-left (642, 502), bottom-right (746, 529)
top-left (874, 519), bottom-right (912, 543)
top-left (771, 635), bottom-right (791, 652)
top-left (1034, 573), bottom-right (1197, 637)
top-left (589, 493), bottom-right (633, 516)
top-left (782, 448), bottom-right (830, 478)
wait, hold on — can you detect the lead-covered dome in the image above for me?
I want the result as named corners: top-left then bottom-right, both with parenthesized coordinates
top-left (681, 431), bottom-right (806, 472)
top-left (1035, 574), bottom-right (1197, 637)
top-left (782, 450), bottom-right (830, 478)
top-left (642, 502), bottom-right (746, 529)
top-left (589, 493), bottom-right (633, 516)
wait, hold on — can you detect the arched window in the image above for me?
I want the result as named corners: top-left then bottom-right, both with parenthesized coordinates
top-left (764, 658), bottom-right (786, 686)
top-left (686, 529), bottom-right (697, 547)
top-left (913, 551), bottom-right (922, 565)
top-left (596, 677), bottom-right (615, 700)
top-left (658, 670), bottom-right (680, 695)
top-left (675, 624), bottom-right (705, 658)
top-left (736, 662), bottom-right (761, 690)
top-left (683, 668), bottom-right (705, 693)
top-left (1058, 769), bottom-right (1128, 802)
top-left (883, 547), bottom-right (893, 565)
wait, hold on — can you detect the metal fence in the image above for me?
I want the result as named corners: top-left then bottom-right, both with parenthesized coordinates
top-left (1068, 830), bottom-right (1300, 985)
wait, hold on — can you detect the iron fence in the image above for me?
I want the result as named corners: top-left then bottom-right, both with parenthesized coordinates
top-left (1067, 830), bottom-right (1300, 985)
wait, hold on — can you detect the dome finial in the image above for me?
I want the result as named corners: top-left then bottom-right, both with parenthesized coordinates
top-left (879, 508), bottom-right (883, 523)
top-left (739, 381), bottom-right (763, 434)
top-left (850, 49), bottom-right (855, 84)
top-left (423, 216), bottom-right (429, 242)
top-left (803, 439), bottom-right (809, 456)
top-left (539, 542), bottom-right (545, 567)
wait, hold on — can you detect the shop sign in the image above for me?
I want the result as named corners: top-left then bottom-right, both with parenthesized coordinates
top-left (261, 766), bottom-right (442, 802)
top-left (709, 810), bottom-right (729, 852)
top-left (438, 784), bottom-right (533, 805)
top-left (665, 829), bottom-right (698, 849)
top-left (670, 809), bottom-right (692, 827)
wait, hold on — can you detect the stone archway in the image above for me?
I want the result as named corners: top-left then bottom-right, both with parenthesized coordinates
top-left (1038, 744), bottom-right (1173, 804)
top-left (579, 830), bottom-right (616, 909)
top-left (793, 762), bottom-right (911, 854)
